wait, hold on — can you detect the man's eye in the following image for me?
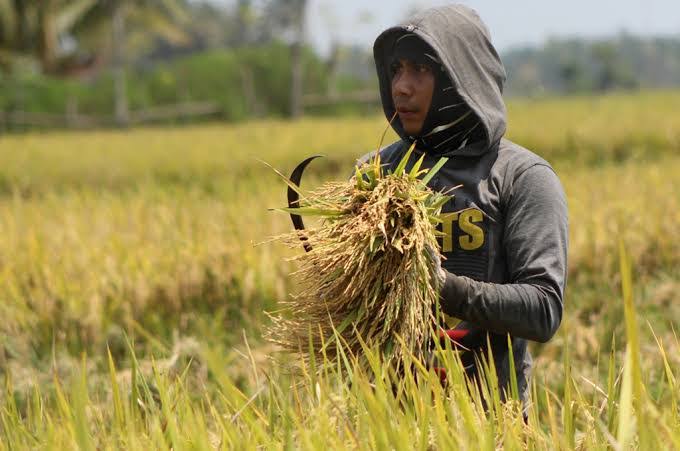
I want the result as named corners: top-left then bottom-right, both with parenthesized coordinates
top-left (416, 64), bottom-right (431, 73)
top-left (390, 62), bottom-right (403, 76)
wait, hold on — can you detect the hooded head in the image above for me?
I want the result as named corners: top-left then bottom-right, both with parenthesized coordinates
top-left (373, 5), bottom-right (507, 157)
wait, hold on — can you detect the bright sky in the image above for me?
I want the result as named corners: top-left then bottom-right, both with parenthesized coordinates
top-left (306, 0), bottom-right (680, 55)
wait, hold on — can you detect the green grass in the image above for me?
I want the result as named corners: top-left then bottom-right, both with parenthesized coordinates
top-left (0, 90), bottom-right (679, 448)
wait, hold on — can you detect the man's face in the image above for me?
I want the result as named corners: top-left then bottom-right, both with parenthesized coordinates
top-left (390, 58), bottom-right (435, 136)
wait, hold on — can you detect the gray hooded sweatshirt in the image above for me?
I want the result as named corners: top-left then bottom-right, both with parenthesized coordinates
top-left (370, 5), bottom-right (569, 403)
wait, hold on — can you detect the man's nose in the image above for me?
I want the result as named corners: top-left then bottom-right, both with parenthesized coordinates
top-left (392, 72), bottom-right (415, 98)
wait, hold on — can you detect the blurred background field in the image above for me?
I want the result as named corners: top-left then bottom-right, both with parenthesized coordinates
top-left (1, 0), bottom-right (679, 448)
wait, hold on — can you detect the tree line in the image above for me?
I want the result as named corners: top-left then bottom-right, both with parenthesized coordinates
top-left (1, 2), bottom-right (679, 128)
top-left (502, 33), bottom-right (680, 96)
top-left (0, 0), bottom-right (310, 126)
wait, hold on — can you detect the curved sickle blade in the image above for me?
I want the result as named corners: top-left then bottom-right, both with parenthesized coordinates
top-left (288, 155), bottom-right (324, 252)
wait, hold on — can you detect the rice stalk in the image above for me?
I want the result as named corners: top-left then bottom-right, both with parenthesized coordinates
top-left (267, 143), bottom-right (451, 374)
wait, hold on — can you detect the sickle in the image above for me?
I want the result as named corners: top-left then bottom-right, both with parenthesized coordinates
top-left (288, 155), bottom-right (323, 252)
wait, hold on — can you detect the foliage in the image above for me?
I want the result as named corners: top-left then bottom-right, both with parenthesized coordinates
top-left (0, 0), bottom-right (189, 75)
top-left (0, 0), bottom-right (96, 70)
top-left (0, 43), bottom-right (330, 121)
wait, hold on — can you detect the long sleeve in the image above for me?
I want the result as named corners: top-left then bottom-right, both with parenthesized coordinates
top-left (439, 164), bottom-right (569, 343)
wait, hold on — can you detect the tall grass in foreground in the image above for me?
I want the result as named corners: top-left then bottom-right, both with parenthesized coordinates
top-left (1, 247), bottom-right (678, 450)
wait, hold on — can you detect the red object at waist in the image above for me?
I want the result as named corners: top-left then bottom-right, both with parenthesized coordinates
top-left (434, 328), bottom-right (472, 384)
top-left (438, 329), bottom-right (470, 342)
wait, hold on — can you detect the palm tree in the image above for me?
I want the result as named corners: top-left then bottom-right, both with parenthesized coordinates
top-left (0, 0), bottom-right (189, 124)
top-left (0, 0), bottom-right (100, 74)
top-left (68, 0), bottom-right (190, 125)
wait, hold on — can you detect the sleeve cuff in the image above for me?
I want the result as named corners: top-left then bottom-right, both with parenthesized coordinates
top-left (440, 271), bottom-right (469, 317)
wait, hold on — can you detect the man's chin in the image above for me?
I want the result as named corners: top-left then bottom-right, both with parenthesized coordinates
top-left (400, 121), bottom-right (423, 136)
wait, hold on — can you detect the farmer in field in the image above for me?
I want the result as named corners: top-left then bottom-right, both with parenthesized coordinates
top-left (367, 5), bottom-right (568, 408)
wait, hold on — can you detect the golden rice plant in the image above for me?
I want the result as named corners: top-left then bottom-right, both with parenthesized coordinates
top-left (267, 142), bottom-right (451, 372)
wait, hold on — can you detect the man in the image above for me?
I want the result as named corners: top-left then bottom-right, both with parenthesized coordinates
top-left (366, 5), bottom-right (568, 407)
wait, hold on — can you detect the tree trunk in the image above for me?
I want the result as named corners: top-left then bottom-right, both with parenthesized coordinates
top-left (289, 0), bottom-right (307, 118)
top-left (290, 41), bottom-right (303, 118)
top-left (112, 1), bottom-right (129, 127)
top-left (326, 41), bottom-right (341, 97)
top-left (235, 0), bottom-right (251, 47)
top-left (38, 0), bottom-right (57, 74)
top-left (66, 95), bottom-right (79, 128)
top-left (12, 0), bottom-right (30, 51)
top-left (240, 65), bottom-right (263, 117)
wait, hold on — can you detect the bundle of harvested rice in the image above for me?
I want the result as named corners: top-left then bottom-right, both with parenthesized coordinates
top-left (267, 143), bottom-right (451, 372)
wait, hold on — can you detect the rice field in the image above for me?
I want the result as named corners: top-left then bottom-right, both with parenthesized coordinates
top-left (0, 90), bottom-right (679, 449)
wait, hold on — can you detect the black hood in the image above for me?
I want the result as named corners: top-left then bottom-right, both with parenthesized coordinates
top-left (373, 5), bottom-right (507, 157)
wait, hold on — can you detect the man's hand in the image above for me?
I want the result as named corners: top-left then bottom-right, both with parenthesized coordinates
top-left (426, 244), bottom-right (447, 288)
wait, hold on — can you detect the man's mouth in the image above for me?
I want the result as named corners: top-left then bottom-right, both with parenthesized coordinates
top-left (396, 107), bottom-right (418, 118)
